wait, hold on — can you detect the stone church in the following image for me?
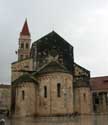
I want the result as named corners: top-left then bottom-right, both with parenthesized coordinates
top-left (11, 20), bottom-right (92, 117)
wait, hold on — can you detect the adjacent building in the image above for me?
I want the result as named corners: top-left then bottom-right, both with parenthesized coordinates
top-left (0, 84), bottom-right (11, 113)
top-left (91, 76), bottom-right (108, 113)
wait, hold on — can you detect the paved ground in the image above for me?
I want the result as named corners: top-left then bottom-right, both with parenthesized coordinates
top-left (1, 115), bottom-right (108, 125)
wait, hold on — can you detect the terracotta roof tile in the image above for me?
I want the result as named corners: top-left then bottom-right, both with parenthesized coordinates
top-left (90, 76), bottom-right (108, 90)
top-left (20, 19), bottom-right (30, 36)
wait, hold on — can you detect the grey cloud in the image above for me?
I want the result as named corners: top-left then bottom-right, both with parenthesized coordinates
top-left (0, 0), bottom-right (108, 83)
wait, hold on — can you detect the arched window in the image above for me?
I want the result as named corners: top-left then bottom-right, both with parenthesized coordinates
top-left (57, 83), bottom-right (61, 97)
top-left (22, 90), bottom-right (25, 100)
top-left (83, 93), bottom-right (86, 102)
top-left (44, 86), bottom-right (47, 98)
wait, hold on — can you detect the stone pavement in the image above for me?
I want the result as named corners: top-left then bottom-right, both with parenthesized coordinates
top-left (2, 115), bottom-right (108, 125)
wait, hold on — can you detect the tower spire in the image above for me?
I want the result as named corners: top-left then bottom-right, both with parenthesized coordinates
top-left (20, 19), bottom-right (30, 36)
top-left (18, 19), bottom-right (31, 61)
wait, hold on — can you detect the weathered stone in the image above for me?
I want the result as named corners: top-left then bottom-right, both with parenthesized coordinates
top-left (11, 21), bottom-right (91, 117)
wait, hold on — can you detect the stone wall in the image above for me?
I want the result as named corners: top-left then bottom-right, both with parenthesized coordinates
top-left (11, 58), bottom-right (33, 82)
top-left (36, 72), bottom-right (73, 116)
top-left (0, 85), bottom-right (11, 111)
top-left (15, 82), bottom-right (37, 117)
top-left (74, 87), bottom-right (91, 114)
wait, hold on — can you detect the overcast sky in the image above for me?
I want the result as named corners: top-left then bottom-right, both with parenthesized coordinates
top-left (0, 0), bottom-right (108, 84)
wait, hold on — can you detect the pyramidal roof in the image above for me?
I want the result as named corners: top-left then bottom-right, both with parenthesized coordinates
top-left (20, 19), bottom-right (30, 36)
top-left (33, 61), bottom-right (70, 75)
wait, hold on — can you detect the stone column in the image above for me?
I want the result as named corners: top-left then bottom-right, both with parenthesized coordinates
top-left (102, 93), bottom-right (107, 113)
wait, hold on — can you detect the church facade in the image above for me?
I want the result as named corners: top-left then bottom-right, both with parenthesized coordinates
top-left (11, 20), bottom-right (92, 117)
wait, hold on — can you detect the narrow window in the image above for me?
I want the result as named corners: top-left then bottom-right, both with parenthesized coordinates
top-left (22, 90), bottom-right (25, 100)
top-left (21, 43), bottom-right (24, 48)
top-left (83, 93), bottom-right (86, 102)
top-left (44, 86), bottom-right (47, 98)
top-left (26, 43), bottom-right (29, 49)
top-left (57, 83), bottom-right (61, 97)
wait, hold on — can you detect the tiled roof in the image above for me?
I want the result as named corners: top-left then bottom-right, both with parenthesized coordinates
top-left (20, 19), bottom-right (30, 36)
top-left (74, 63), bottom-right (90, 76)
top-left (90, 76), bottom-right (108, 90)
top-left (12, 73), bottom-right (37, 84)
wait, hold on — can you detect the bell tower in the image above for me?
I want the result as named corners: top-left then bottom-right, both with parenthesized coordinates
top-left (18, 19), bottom-right (31, 61)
